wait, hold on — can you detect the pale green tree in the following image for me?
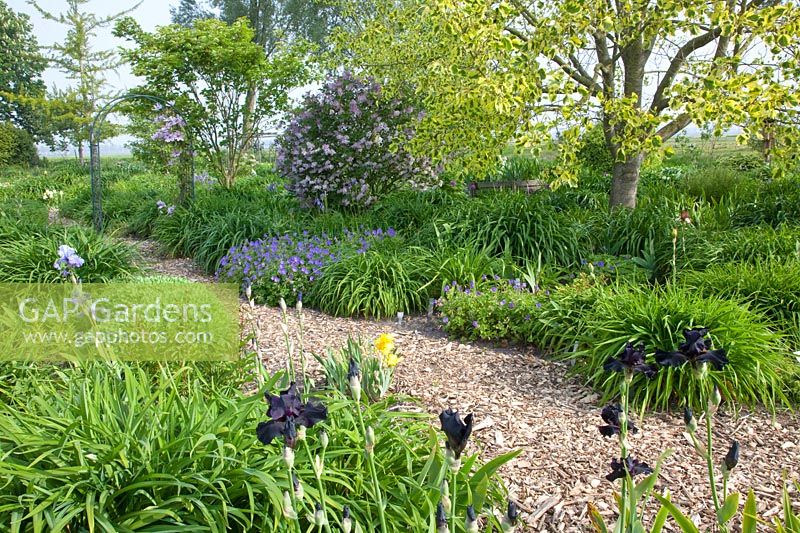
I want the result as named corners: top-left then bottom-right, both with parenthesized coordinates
top-left (29, 0), bottom-right (141, 163)
top-left (337, 0), bottom-right (800, 207)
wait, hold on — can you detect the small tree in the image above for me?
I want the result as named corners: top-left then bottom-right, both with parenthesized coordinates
top-left (0, 1), bottom-right (46, 138)
top-left (115, 17), bottom-right (309, 188)
top-left (276, 71), bottom-right (438, 210)
top-left (30, 0), bottom-right (141, 163)
top-left (337, 0), bottom-right (800, 207)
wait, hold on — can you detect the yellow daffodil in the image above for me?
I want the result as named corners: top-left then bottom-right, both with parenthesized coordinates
top-left (374, 333), bottom-right (395, 356)
top-left (383, 351), bottom-right (402, 368)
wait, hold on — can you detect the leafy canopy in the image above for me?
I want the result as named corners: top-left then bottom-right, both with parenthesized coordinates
top-left (115, 17), bottom-right (309, 187)
top-left (0, 0), bottom-right (46, 136)
top-left (335, 0), bottom-right (800, 189)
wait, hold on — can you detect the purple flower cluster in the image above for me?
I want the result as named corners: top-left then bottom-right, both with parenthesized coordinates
top-left (156, 200), bottom-right (176, 216)
top-left (216, 228), bottom-right (398, 302)
top-left (194, 172), bottom-right (216, 188)
top-left (151, 113), bottom-right (186, 143)
top-left (53, 245), bottom-right (84, 277)
top-left (275, 71), bottom-right (439, 211)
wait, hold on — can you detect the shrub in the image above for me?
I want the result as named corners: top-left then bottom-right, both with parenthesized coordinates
top-left (682, 165), bottom-right (750, 203)
top-left (0, 122), bottom-right (38, 166)
top-left (309, 239), bottom-right (429, 318)
top-left (496, 155), bottom-right (546, 181)
top-left (421, 245), bottom-right (511, 298)
top-left (276, 71), bottom-right (438, 211)
top-left (444, 191), bottom-right (588, 265)
top-left (0, 221), bottom-right (138, 282)
top-left (576, 125), bottom-right (613, 173)
top-left (661, 224), bottom-right (800, 278)
top-left (729, 176), bottom-right (800, 227)
top-left (571, 284), bottom-right (790, 411)
top-left (682, 261), bottom-right (800, 345)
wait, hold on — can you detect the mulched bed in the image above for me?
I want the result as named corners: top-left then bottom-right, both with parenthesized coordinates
top-left (130, 242), bottom-right (800, 532)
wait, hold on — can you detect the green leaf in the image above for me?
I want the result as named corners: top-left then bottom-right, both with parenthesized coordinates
top-left (653, 495), bottom-right (700, 533)
top-left (716, 492), bottom-right (740, 525)
top-left (741, 489), bottom-right (758, 533)
top-left (587, 502), bottom-right (608, 533)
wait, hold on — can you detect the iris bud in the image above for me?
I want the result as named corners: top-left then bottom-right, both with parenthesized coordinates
top-left (320, 430), bottom-right (329, 449)
top-left (283, 446), bottom-right (294, 470)
top-left (342, 506), bottom-right (352, 533)
top-left (723, 440), bottom-right (739, 472)
top-left (684, 406), bottom-right (697, 433)
top-left (296, 425), bottom-right (306, 442)
top-left (465, 504), bottom-right (478, 532)
top-left (282, 491), bottom-right (297, 519)
top-left (365, 426), bottom-right (375, 454)
top-left (279, 298), bottom-right (288, 313)
top-left (440, 479), bottom-right (451, 514)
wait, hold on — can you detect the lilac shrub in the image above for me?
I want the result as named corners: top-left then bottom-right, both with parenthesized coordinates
top-left (217, 228), bottom-right (398, 305)
top-left (276, 72), bottom-right (439, 210)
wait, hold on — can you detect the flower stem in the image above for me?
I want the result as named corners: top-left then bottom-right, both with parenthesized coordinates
top-left (285, 462), bottom-right (302, 533)
top-left (450, 469), bottom-right (457, 533)
top-left (618, 377), bottom-right (631, 529)
top-left (303, 440), bottom-right (332, 533)
top-left (705, 408), bottom-right (722, 519)
top-left (354, 401), bottom-right (387, 533)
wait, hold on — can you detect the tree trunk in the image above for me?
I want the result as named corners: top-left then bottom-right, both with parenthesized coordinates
top-left (78, 143), bottom-right (85, 165)
top-left (609, 153), bottom-right (644, 208)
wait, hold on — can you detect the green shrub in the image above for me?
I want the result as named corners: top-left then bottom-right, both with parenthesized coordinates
top-left (576, 125), bottom-right (613, 173)
top-left (729, 176), bottom-right (800, 227)
top-left (0, 222), bottom-right (138, 282)
top-left (421, 245), bottom-right (511, 298)
top-left (683, 165), bottom-right (750, 203)
top-left (682, 261), bottom-right (800, 345)
top-left (571, 284), bottom-right (789, 411)
top-left (309, 240), bottom-right (430, 318)
top-left (438, 274), bottom-right (602, 352)
top-left (444, 192), bottom-right (588, 265)
top-left (496, 155), bottom-right (546, 181)
top-left (593, 203), bottom-right (676, 258)
top-left (661, 225), bottom-right (800, 278)
top-left (0, 362), bottom-right (510, 531)
top-left (0, 122), bottom-right (38, 167)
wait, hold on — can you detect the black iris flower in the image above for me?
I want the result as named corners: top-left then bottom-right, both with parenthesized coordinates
top-left (606, 456), bottom-right (653, 482)
top-left (603, 342), bottom-right (657, 378)
top-left (256, 382), bottom-right (327, 448)
top-left (435, 501), bottom-right (448, 529)
top-left (506, 501), bottom-right (519, 525)
top-left (439, 408), bottom-right (474, 459)
top-left (724, 440), bottom-right (740, 471)
top-left (655, 328), bottom-right (728, 370)
top-left (598, 404), bottom-right (638, 437)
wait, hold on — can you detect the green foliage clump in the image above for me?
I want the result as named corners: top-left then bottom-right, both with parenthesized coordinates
top-left (496, 155), bottom-right (546, 181)
top-left (683, 166), bottom-right (750, 203)
top-left (0, 360), bottom-right (511, 531)
top-left (310, 240), bottom-right (430, 318)
top-left (576, 125), bottom-right (613, 173)
top-left (729, 176), bottom-right (800, 227)
top-left (682, 261), bottom-right (800, 345)
top-left (0, 217), bottom-right (138, 282)
top-left (572, 284), bottom-right (789, 411)
top-left (0, 122), bottom-right (39, 166)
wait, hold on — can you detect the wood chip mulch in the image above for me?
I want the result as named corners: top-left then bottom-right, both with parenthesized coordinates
top-left (128, 242), bottom-right (800, 532)
top-left (247, 306), bottom-right (800, 532)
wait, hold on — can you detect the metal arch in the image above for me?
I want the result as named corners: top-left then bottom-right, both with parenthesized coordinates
top-left (89, 93), bottom-right (195, 232)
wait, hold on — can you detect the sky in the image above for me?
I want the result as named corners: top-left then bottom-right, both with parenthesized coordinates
top-left (9, 0), bottom-right (174, 93)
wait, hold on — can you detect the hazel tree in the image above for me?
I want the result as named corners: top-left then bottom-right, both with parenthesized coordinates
top-left (336, 0), bottom-right (800, 207)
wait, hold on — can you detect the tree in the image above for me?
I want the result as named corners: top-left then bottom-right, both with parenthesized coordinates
top-left (337, 0), bottom-right (800, 207)
top-left (170, 0), bottom-right (339, 150)
top-left (29, 0), bottom-right (141, 163)
top-left (0, 0), bottom-right (46, 137)
top-left (115, 17), bottom-right (309, 187)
